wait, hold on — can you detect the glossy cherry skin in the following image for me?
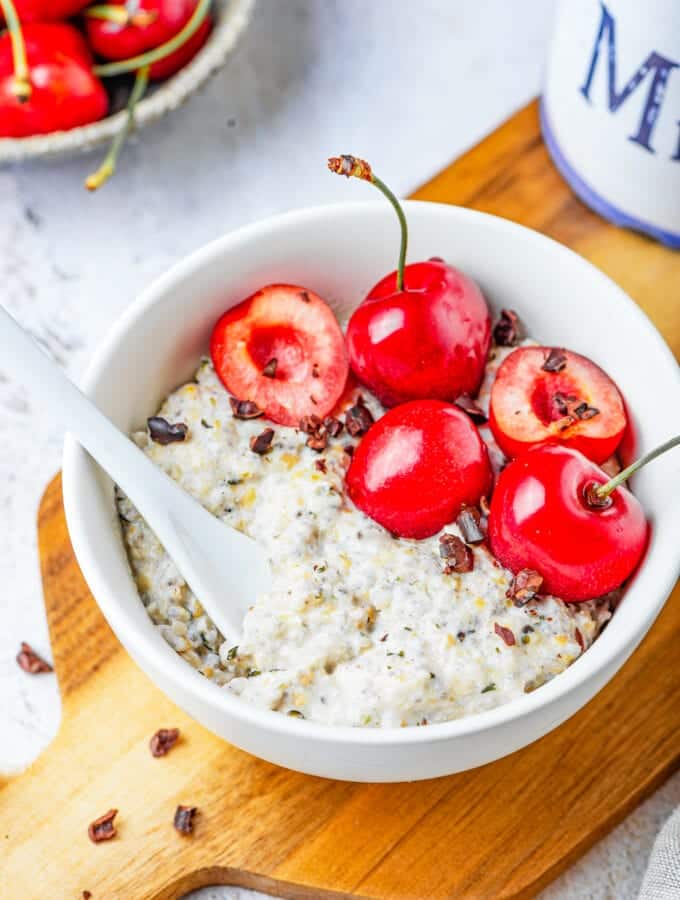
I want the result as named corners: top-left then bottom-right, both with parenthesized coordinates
top-left (85, 0), bottom-right (213, 80)
top-left (1, 1), bottom-right (89, 23)
top-left (0, 24), bottom-right (108, 138)
top-left (488, 444), bottom-right (648, 602)
top-left (346, 260), bottom-right (491, 407)
top-left (346, 399), bottom-right (492, 539)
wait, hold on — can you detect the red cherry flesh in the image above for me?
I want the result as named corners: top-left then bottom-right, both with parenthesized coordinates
top-left (346, 259), bottom-right (491, 407)
top-left (489, 346), bottom-right (627, 464)
top-left (488, 444), bottom-right (647, 602)
top-left (0, 24), bottom-right (108, 138)
top-left (210, 284), bottom-right (349, 428)
top-left (85, 0), bottom-right (212, 80)
top-left (346, 399), bottom-right (493, 539)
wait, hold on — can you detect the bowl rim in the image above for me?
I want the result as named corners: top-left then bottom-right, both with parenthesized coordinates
top-left (0, 0), bottom-right (255, 163)
top-left (63, 200), bottom-right (680, 747)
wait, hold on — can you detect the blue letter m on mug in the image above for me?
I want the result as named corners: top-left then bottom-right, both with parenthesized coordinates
top-left (580, 1), bottom-right (678, 154)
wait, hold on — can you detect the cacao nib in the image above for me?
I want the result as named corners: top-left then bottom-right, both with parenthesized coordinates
top-left (306, 431), bottom-right (328, 452)
top-left (439, 533), bottom-right (474, 574)
top-left (262, 358), bottom-right (278, 378)
top-left (315, 459), bottom-right (327, 473)
top-left (299, 414), bottom-right (322, 434)
top-left (493, 309), bottom-right (522, 346)
top-left (343, 444), bottom-right (355, 458)
top-left (147, 417), bottom-right (188, 445)
top-left (173, 805), bottom-right (197, 836)
top-left (250, 428), bottom-right (275, 455)
top-left (345, 402), bottom-right (374, 437)
top-left (456, 505), bottom-right (485, 544)
top-left (82, 892), bottom-right (92, 899)
top-left (149, 727), bottom-right (180, 758)
top-left (16, 642), bottom-right (53, 674)
top-left (541, 348), bottom-right (568, 373)
top-left (575, 628), bottom-right (585, 651)
top-left (299, 414), bottom-right (327, 451)
top-left (506, 569), bottom-right (544, 606)
top-left (229, 398), bottom-right (263, 420)
top-left (88, 809), bottom-right (118, 843)
top-left (323, 416), bottom-right (343, 438)
top-left (298, 290), bottom-right (311, 302)
top-left (454, 393), bottom-right (487, 424)
top-left (494, 623), bottom-right (516, 647)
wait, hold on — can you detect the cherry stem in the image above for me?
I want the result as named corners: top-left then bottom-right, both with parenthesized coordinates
top-left (85, 4), bottom-right (158, 27)
top-left (595, 434), bottom-right (680, 499)
top-left (85, 66), bottom-right (150, 192)
top-left (0, 0), bottom-right (31, 101)
top-left (327, 155), bottom-right (407, 292)
top-left (92, 0), bottom-right (210, 77)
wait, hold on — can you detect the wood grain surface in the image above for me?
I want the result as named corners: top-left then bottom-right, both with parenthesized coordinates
top-left (1, 101), bottom-right (679, 900)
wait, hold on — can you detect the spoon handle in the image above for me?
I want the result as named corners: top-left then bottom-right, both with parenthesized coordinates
top-left (0, 305), bottom-right (180, 516)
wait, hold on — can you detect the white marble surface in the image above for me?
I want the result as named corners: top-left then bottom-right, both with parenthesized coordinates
top-left (1, 1), bottom-right (676, 897)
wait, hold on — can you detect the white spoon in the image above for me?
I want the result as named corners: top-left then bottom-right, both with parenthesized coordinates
top-left (0, 305), bottom-right (271, 642)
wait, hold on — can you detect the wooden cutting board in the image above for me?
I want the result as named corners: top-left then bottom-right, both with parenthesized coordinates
top-left (2, 101), bottom-right (679, 900)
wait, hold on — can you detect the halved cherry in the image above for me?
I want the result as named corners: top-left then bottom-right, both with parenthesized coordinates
top-left (489, 347), bottom-right (626, 464)
top-left (346, 399), bottom-right (492, 539)
top-left (210, 284), bottom-right (348, 427)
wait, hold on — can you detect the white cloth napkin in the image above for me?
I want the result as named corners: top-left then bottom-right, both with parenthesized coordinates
top-left (639, 807), bottom-right (680, 899)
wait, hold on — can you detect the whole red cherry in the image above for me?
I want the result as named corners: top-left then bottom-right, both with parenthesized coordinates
top-left (328, 155), bottom-right (491, 408)
top-left (346, 399), bottom-right (492, 539)
top-left (85, 0), bottom-right (213, 80)
top-left (488, 444), bottom-right (649, 602)
top-left (0, 23), bottom-right (108, 138)
top-left (1, 0), bottom-right (89, 23)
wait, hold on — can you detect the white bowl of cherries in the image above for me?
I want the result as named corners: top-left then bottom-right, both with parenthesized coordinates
top-left (62, 156), bottom-right (680, 782)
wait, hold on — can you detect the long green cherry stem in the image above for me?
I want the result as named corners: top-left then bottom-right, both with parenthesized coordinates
top-left (0, 0), bottom-right (31, 101)
top-left (595, 433), bottom-right (680, 499)
top-left (328, 155), bottom-right (408, 292)
top-left (92, 0), bottom-right (211, 77)
top-left (86, 66), bottom-right (150, 191)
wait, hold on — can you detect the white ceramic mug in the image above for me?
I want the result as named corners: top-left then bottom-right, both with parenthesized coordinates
top-left (542, 0), bottom-right (680, 247)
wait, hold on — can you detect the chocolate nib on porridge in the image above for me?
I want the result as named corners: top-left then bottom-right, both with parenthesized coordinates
top-left (456, 505), bottom-right (485, 544)
top-left (493, 309), bottom-right (523, 346)
top-left (149, 728), bottom-right (180, 757)
top-left (323, 415), bottom-right (343, 437)
top-left (88, 809), bottom-right (118, 843)
top-left (299, 414), bottom-right (328, 451)
top-left (439, 534), bottom-right (474, 574)
top-left (507, 569), bottom-right (544, 606)
top-left (541, 348), bottom-right (567, 373)
top-left (345, 399), bottom-right (374, 436)
top-left (250, 428), bottom-right (275, 455)
top-left (229, 398), bottom-right (263, 419)
top-left (16, 642), bottom-right (53, 674)
top-left (454, 393), bottom-right (487, 424)
top-left (147, 417), bottom-right (188, 445)
top-left (173, 805), bottom-right (197, 835)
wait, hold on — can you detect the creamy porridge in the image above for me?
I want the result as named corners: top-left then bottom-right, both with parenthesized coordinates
top-left (117, 344), bottom-right (612, 728)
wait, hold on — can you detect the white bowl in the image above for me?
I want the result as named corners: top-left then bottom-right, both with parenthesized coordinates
top-left (0, 0), bottom-right (254, 163)
top-left (62, 201), bottom-right (680, 782)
